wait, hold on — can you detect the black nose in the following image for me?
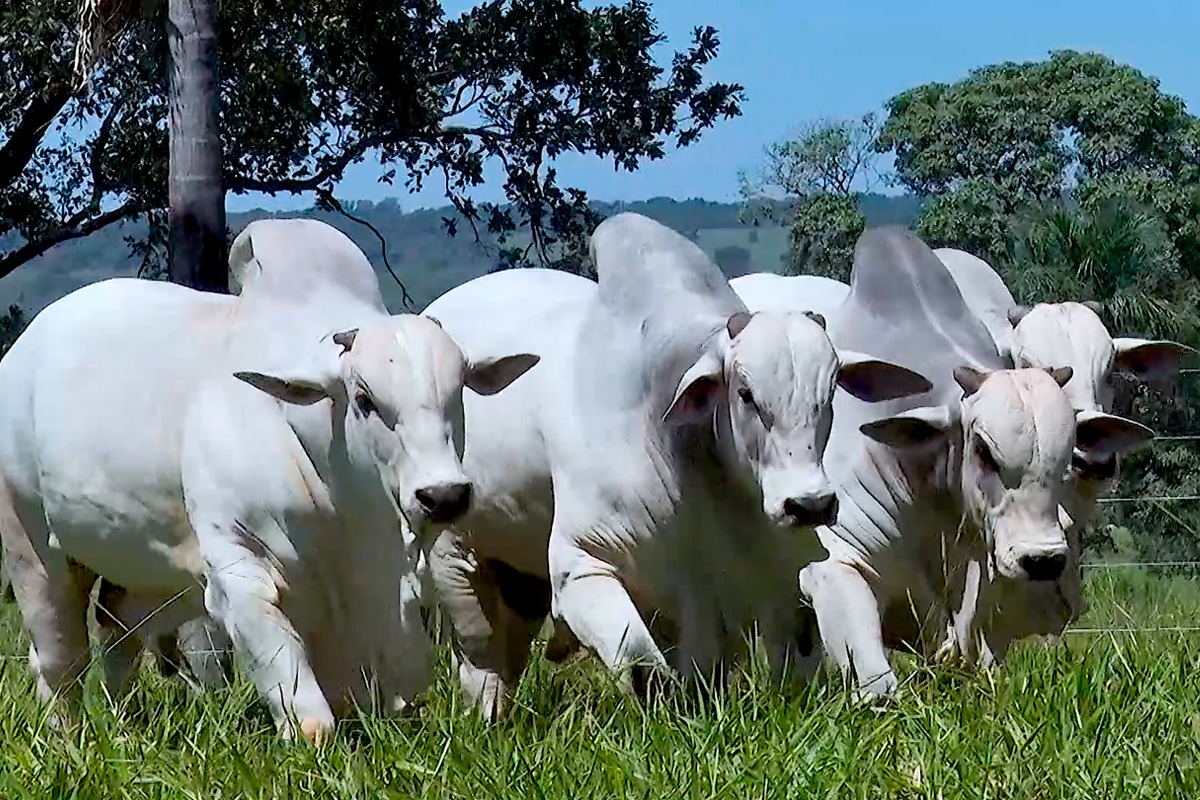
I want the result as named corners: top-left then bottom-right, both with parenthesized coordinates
top-left (415, 482), bottom-right (472, 523)
top-left (1072, 451), bottom-right (1118, 481)
top-left (783, 493), bottom-right (838, 527)
top-left (1020, 552), bottom-right (1067, 582)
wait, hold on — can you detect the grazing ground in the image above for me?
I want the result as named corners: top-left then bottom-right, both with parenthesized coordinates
top-left (0, 569), bottom-right (1197, 798)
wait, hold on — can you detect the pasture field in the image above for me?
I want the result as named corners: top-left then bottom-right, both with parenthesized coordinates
top-left (0, 569), bottom-right (1197, 798)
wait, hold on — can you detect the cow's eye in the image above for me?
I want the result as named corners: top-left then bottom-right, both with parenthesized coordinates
top-left (355, 392), bottom-right (377, 417)
top-left (974, 437), bottom-right (999, 473)
top-left (738, 387), bottom-right (755, 407)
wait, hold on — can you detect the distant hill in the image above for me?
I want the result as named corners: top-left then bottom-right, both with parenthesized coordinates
top-left (0, 194), bottom-right (921, 315)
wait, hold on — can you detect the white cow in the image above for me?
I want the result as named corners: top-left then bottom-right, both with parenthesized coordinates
top-left (726, 273), bottom-right (849, 321)
top-left (0, 219), bottom-right (537, 741)
top-left (733, 258), bottom-right (1184, 668)
top-left (422, 214), bottom-right (932, 720)
top-left (773, 228), bottom-right (1151, 697)
top-left (933, 247), bottom-right (1190, 663)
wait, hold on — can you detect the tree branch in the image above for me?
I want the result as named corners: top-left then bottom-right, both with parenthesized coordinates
top-left (314, 189), bottom-right (414, 310)
top-left (0, 82), bottom-right (75, 189)
top-left (229, 123), bottom-right (511, 199)
top-left (228, 136), bottom-right (380, 194)
top-left (83, 95), bottom-right (125, 211)
top-left (0, 200), bottom-right (141, 280)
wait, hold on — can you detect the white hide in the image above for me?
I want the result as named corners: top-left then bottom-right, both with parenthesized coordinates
top-left (936, 248), bottom-right (1188, 664)
top-left (736, 227), bottom-right (1147, 698)
top-left (934, 248), bottom-right (1019, 362)
top-left (0, 219), bottom-right (537, 742)
top-left (728, 273), bottom-right (850, 322)
top-left (423, 215), bottom-right (932, 720)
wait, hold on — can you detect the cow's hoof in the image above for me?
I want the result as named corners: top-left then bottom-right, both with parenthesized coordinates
top-left (851, 673), bottom-right (899, 708)
top-left (299, 717), bottom-right (333, 746)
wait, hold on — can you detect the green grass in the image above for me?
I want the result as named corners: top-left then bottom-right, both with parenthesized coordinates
top-left (0, 570), bottom-right (1198, 798)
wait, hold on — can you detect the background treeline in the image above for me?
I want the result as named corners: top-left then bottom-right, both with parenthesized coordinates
top-left (0, 194), bottom-right (921, 316)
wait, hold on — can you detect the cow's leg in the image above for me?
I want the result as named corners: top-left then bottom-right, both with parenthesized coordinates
top-left (549, 538), bottom-right (668, 697)
top-left (20, 559), bottom-right (95, 718)
top-left (673, 587), bottom-right (724, 696)
top-left (761, 602), bottom-right (823, 690)
top-left (543, 618), bottom-right (583, 664)
top-left (172, 617), bottom-right (234, 690)
top-left (201, 537), bottom-right (332, 743)
top-left (0, 477), bottom-right (93, 720)
top-left (427, 533), bottom-right (545, 721)
top-left (800, 559), bottom-right (897, 698)
top-left (938, 556), bottom-right (983, 666)
top-left (1, 550), bottom-right (14, 602)
top-left (93, 579), bottom-right (147, 701)
top-left (95, 582), bottom-right (211, 700)
top-left (361, 546), bottom-right (432, 720)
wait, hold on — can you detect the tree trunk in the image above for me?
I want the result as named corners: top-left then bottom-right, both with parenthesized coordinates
top-left (167, 0), bottom-right (227, 291)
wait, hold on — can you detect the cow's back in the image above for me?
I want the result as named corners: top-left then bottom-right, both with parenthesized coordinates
top-left (730, 273), bottom-right (850, 319)
top-left (0, 279), bottom-right (235, 589)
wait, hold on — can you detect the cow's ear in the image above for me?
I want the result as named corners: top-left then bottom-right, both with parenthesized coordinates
top-left (234, 371), bottom-right (332, 405)
top-left (953, 365), bottom-right (991, 397)
top-left (664, 351), bottom-right (725, 426)
top-left (234, 347), bottom-right (341, 406)
top-left (726, 311), bottom-right (754, 340)
top-left (1112, 337), bottom-right (1194, 384)
top-left (465, 353), bottom-right (540, 396)
top-left (1007, 305), bottom-right (1033, 326)
top-left (859, 405), bottom-right (953, 450)
top-left (836, 349), bottom-right (932, 402)
top-left (1075, 409), bottom-right (1154, 457)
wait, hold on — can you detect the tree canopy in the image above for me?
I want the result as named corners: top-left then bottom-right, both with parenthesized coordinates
top-left (1, 0), bottom-right (744, 279)
top-left (739, 114), bottom-right (881, 279)
top-left (878, 50), bottom-right (1200, 262)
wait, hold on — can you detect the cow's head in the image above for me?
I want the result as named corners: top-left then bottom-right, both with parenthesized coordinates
top-left (234, 315), bottom-right (538, 532)
top-left (861, 366), bottom-right (1145, 582)
top-left (663, 309), bottom-right (931, 528)
top-left (1006, 301), bottom-right (1171, 483)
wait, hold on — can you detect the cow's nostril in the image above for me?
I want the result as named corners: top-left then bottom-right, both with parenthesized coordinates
top-left (1020, 552), bottom-right (1067, 582)
top-left (783, 493), bottom-right (839, 527)
top-left (414, 482), bottom-right (473, 523)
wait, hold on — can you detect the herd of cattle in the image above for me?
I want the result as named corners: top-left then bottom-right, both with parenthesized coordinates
top-left (0, 213), bottom-right (1188, 743)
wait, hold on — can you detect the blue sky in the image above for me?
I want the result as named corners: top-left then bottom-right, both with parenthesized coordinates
top-left (228, 0), bottom-right (1200, 212)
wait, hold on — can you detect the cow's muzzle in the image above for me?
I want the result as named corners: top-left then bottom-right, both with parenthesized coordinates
top-left (1018, 551), bottom-right (1067, 582)
top-left (1071, 450), bottom-right (1117, 482)
top-left (783, 492), bottom-right (839, 528)
top-left (414, 482), bottom-right (473, 524)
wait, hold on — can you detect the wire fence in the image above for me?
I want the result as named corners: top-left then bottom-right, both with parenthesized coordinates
top-left (3, 436), bottom-right (1200, 657)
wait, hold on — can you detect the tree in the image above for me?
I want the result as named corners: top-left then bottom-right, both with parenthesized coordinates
top-left (166, 0), bottom-right (226, 290)
top-left (740, 114), bottom-right (880, 279)
top-left (0, 305), bottom-right (26, 359)
top-left (1004, 198), bottom-right (1193, 340)
top-left (74, 0), bottom-right (226, 290)
top-left (2, 1), bottom-right (743, 281)
top-left (2, 0), bottom-right (162, 276)
top-left (877, 50), bottom-right (1200, 264)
